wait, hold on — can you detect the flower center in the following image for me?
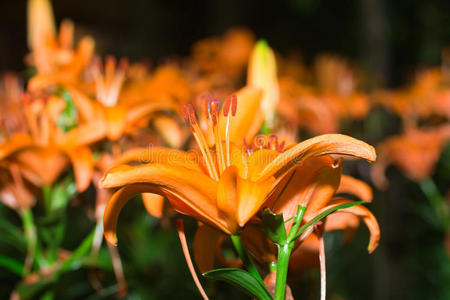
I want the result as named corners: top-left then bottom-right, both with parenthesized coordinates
top-left (92, 56), bottom-right (127, 107)
top-left (182, 94), bottom-right (237, 180)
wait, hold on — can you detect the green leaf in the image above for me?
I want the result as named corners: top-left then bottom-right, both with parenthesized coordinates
top-left (55, 86), bottom-right (78, 133)
top-left (294, 201), bottom-right (365, 239)
top-left (0, 254), bottom-right (24, 275)
top-left (203, 268), bottom-right (273, 300)
top-left (0, 217), bottom-right (27, 252)
top-left (58, 229), bottom-right (95, 274)
top-left (262, 208), bottom-right (287, 245)
top-left (16, 278), bottom-right (53, 299)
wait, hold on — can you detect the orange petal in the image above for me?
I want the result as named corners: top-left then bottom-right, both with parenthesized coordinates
top-left (27, 0), bottom-right (55, 50)
top-left (256, 134), bottom-right (376, 182)
top-left (218, 86), bottom-right (263, 143)
top-left (114, 147), bottom-right (203, 172)
top-left (0, 134), bottom-right (34, 160)
top-left (247, 40), bottom-right (279, 126)
top-left (337, 175), bottom-right (373, 202)
top-left (270, 156), bottom-right (341, 232)
top-left (103, 184), bottom-right (161, 245)
top-left (16, 147), bottom-right (68, 186)
top-left (307, 198), bottom-right (380, 253)
top-left (289, 234), bottom-right (320, 271)
top-left (58, 121), bottom-right (107, 148)
top-left (125, 101), bottom-right (178, 126)
top-left (101, 164), bottom-right (233, 234)
top-left (66, 146), bottom-right (94, 192)
top-left (105, 106), bottom-right (127, 141)
top-left (324, 212), bottom-right (360, 243)
top-left (66, 86), bottom-right (100, 121)
top-left (241, 223), bottom-right (277, 265)
top-left (193, 223), bottom-right (224, 273)
top-left (236, 176), bottom-right (275, 227)
top-left (216, 166), bottom-right (239, 226)
top-left (153, 116), bottom-right (185, 148)
top-left (142, 193), bottom-right (164, 218)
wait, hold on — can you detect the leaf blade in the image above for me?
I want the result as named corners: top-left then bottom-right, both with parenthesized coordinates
top-left (203, 268), bottom-right (273, 300)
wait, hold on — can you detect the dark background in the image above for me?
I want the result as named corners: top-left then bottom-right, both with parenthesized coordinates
top-left (2, 0), bottom-right (450, 87)
top-left (1, 1), bottom-right (450, 299)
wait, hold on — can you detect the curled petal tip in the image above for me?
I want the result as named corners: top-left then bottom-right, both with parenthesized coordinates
top-left (368, 145), bottom-right (377, 162)
top-left (104, 232), bottom-right (118, 246)
top-left (368, 242), bottom-right (378, 254)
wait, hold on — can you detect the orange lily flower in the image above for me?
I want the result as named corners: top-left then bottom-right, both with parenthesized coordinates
top-left (0, 162), bottom-right (35, 212)
top-left (67, 57), bottom-right (180, 142)
top-left (101, 87), bottom-right (376, 246)
top-left (226, 159), bottom-right (379, 274)
top-left (372, 125), bottom-right (450, 188)
top-left (190, 28), bottom-right (255, 79)
top-left (26, 0), bottom-right (95, 91)
top-left (0, 93), bottom-right (102, 192)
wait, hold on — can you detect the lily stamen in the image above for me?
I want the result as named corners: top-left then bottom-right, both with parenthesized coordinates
top-left (92, 56), bottom-right (127, 107)
top-left (206, 98), bottom-right (226, 173)
top-left (223, 94), bottom-right (237, 167)
top-left (183, 104), bottom-right (219, 180)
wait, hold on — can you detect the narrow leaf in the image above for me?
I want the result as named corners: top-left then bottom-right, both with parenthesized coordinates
top-left (203, 268), bottom-right (273, 300)
top-left (294, 201), bottom-right (365, 239)
top-left (0, 254), bottom-right (24, 275)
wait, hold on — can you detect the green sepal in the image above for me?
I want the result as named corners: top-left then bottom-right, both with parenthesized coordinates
top-left (262, 208), bottom-right (287, 245)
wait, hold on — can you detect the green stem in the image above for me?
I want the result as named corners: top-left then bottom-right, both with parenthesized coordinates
top-left (269, 261), bottom-right (277, 272)
top-left (274, 243), bottom-right (293, 300)
top-left (21, 208), bottom-right (36, 275)
top-left (288, 205), bottom-right (306, 241)
top-left (274, 205), bottom-right (306, 300)
top-left (230, 234), bottom-right (264, 284)
top-left (43, 185), bottom-right (52, 213)
top-left (419, 178), bottom-right (449, 230)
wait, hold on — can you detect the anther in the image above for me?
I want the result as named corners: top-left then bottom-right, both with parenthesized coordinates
top-left (182, 105), bottom-right (190, 126)
top-left (231, 94), bottom-right (237, 116)
top-left (276, 141), bottom-right (286, 152)
top-left (269, 135), bottom-right (278, 150)
top-left (188, 104), bottom-right (197, 125)
top-left (207, 98), bottom-right (220, 125)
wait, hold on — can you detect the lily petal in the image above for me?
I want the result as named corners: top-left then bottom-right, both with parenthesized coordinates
top-left (193, 223), bottom-right (224, 273)
top-left (58, 121), bottom-right (107, 147)
top-left (0, 134), bottom-right (34, 160)
top-left (306, 198), bottom-right (380, 253)
top-left (256, 134), bottom-right (376, 182)
top-left (217, 166), bottom-right (239, 226)
top-left (142, 193), bottom-right (165, 218)
top-left (101, 164), bottom-right (233, 233)
top-left (247, 40), bottom-right (279, 126)
top-left (270, 156), bottom-right (341, 231)
top-left (218, 86), bottom-right (263, 143)
top-left (236, 176), bottom-right (275, 227)
top-left (66, 146), bottom-right (94, 192)
top-left (114, 147), bottom-right (203, 172)
top-left (337, 175), bottom-right (373, 202)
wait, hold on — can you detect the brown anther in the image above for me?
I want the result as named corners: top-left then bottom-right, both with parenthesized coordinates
top-left (182, 105), bottom-right (190, 126)
top-left (242, 139), bottom-right (251, 155)
top-left (223, 96), bottom-right (231, 117)
top-left (207, 98), bottom-right (220, 125)
top-left (276, 141), bottom-right (286, 152)
top-left (188, 104), bottom-right (197, 125)
top-left (231, 94), bottom-right (237, 116)
top-left (119, 57), bottom-right (129, 71)
top-left (269, 135), bottom-right (278, 150)
top-left (106, 55), bottom-right (116, 67)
